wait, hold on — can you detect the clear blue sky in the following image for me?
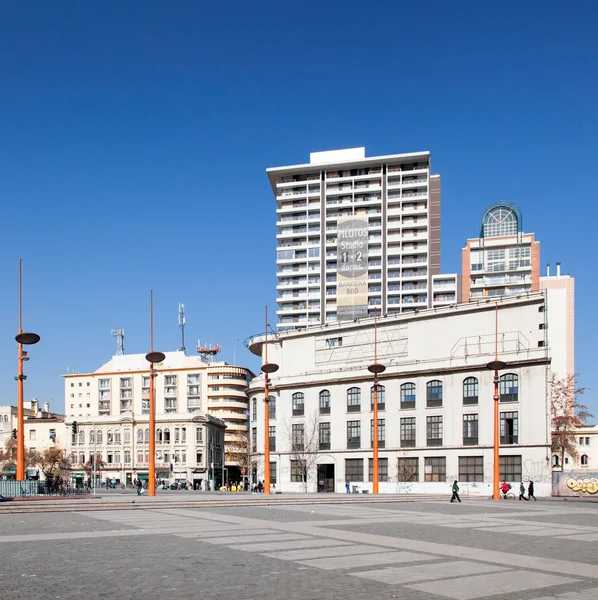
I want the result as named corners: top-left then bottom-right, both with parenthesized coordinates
top-left (0, 1), bottom-right (596, 416)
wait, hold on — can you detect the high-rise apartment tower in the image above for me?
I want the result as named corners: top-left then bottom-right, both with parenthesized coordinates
top-left (267, 147), bottom-right (441, 330)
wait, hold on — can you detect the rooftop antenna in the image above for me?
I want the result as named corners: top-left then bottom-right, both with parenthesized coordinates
top-left (197, 339), bottom-right (221, 362)
top-left (111, 329), bottom-right (125, 355)
top-left (178, 303), bottom-right (186, 352)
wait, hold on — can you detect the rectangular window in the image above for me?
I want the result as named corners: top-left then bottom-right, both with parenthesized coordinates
top-left (269, 426), bottom-right (276, 452)
top-left (400, 417), bottom-right (416, 448)
top-left (268, 396), bottom-right (276, 419)
top-left (347, 420), bottom-right (361, 449)
top-left (292, 423), bottom-right (304, 451)
top-left (500, 455), bottom-right (522, 481)
top-left (426, 415), bottom-right (443, 447)
top-left (29, 430), bottom-right (36, 441)
top-left (251, 427), bottom-right (257, 453)
top-left (270, 461), bottom-right (277, 484)
top-left (397, 457), bottom-right (419, 482)
top-left (291, 460), bottom-right (307, 482)
top-left (326, 337), bottom-right (342, 347)
top-left (252, 398), bottom-right (257, 421)
top-left (114, 451), bottom-right (121, 464)
top-left (500, 411), bottom-right (519, 444)
top-left (319, 422), bottom-right (331, 450)
top-left (124, 450), bottom-right (131, 464)
top-left (370, 419), bottom-right (385, 449)
top-left (368, 458), bottom-right (389, 483)
top-left (187, 373), bottom-right (201, 411)
top-left (345, 458), bottom-right (364, 482)
top-left (196, 427), bottom-right (203, 443)
top-left (424, 457), bottom-right (446, 482)
top-left (463, 414), bottom-right (479, 445)
top-left (459, 456), bottom-right (484, 482)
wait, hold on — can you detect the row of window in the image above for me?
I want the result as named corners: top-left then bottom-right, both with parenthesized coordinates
top-left (273, 455), bottom-right (523, 484)
top-left (251, 412), bottom-right (519, 452)
top-left (70, 427), bottom-right (204, 446)
top-left (69, 449), bottom-right (194, 466)
top-left (252, 375), bottom-right (520, 421)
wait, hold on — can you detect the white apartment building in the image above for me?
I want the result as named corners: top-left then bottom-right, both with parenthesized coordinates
top-left (247, 293), bottom-right (554, 496)
top-left (63, 352), bottom-right (253, 486)
top-left (268, 147), bottom-right (441, 330)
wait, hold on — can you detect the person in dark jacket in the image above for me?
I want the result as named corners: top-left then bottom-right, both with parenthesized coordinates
top-left (450, 480), bottom-right (461, 503)
top-left (528, 480), bottom-right (537, 501)
top-left (519, 481), bottom-right (528, 501)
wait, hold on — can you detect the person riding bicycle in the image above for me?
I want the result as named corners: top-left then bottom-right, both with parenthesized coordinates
top-left (500, 481), bottom-right (512, 498)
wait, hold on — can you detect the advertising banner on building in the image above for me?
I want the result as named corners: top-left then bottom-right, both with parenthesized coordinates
top-left (552, 471), bottom-right (598, 496)
top-left (337, 215), bottom-right (368, 321)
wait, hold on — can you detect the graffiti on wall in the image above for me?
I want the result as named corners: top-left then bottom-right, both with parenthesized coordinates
top-left (552, 472), bottom-right (598, 496)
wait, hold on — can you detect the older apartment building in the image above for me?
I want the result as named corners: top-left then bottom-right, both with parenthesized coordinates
top-left (63, 351), bottom-right (253, 486)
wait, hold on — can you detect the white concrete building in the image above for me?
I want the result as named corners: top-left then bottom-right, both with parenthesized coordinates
top-left (62, 352), bottom-right (253, 487)
top-left (268, 147), bottom-right (441, 330)
top-left (247, 293), bottom-right (554, 496)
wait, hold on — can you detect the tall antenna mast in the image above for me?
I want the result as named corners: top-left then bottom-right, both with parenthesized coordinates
top-left (178, 303), bottom-right (186, 352)
top-left (111, 329), bottom-right (125, 355)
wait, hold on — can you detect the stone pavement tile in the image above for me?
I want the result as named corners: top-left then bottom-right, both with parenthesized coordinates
top-left (353, 561), bottom-right (510, 584)
top-left (407, 570), bottom-right (580, 600)
top-left (557, 533), bottom-right (598, 542)
top-left (440, 521), bottom-right (499, 528)
top-left (233, 538), bottom-right (351, 552)
top-left (202, 533), bottom-right (309, 545)
top-left (264, 544), bottom-right (394, 561)
top-left (297, 550), bottom-right (437, 570)
top-left (532, 587), bottom-right (598, 599)
top-left (195, 528), bottom-right (276, 538)
top-left (520, 529), bottom-right (582, 537)
top-left (472, 525), bottom-right (553, 533)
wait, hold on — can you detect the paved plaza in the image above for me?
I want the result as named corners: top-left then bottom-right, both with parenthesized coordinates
top-left (1, 498), bottom-right (597, 599)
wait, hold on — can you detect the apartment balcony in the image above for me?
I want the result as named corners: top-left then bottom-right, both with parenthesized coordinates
top-left (277, 265), bottom-right (309, 277)
top-left (403, 257), bottom-right (428, 265)
top-left (277, 203), bottom-right (308, 214)
top-left (277, 174), bottom-right (320, 187)
top-left (278, 291), bottom-right (308, 303)
top-left (277, 189), bottom-right (309, 200)
top-left (277, 316), bottom-right (310, 328)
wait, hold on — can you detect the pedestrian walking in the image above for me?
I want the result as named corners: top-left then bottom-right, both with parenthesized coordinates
top-left (519, 482), bottom-right (528, 501)
top-left (528, 480), bottom-right (537, 501)
top-left (450, 480), bottom-right (461, 503)
top-left (136, 479), bottom-right (143, 496)
top-left (345, 480), bottom-right (350, 494)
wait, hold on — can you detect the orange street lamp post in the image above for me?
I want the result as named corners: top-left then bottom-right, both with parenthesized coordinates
top-left (15, 259), bottom-right (40, 481)
top-left (367, 312), bottom-right (385, 494)
top-left (486, 304), bottom-right (506, 501)
top-left (145, 290), bottom-right (165, 497)
top-left (261, 307), bottom-right (278, 496)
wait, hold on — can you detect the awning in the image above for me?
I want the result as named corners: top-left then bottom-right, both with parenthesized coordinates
top-left (72, 474), bottom-right (85, 479)
top-left (157, 473), bottom-right (168, 479)
top-left (138, 474), bottom-right (149, 480)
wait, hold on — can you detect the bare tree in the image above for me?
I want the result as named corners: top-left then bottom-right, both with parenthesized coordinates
top-left (0, 438), bottom-right (38, 476)
top-left (283, 410), bottom-right (321, 492)
top-left (551, 373), bottom-right (592, 469)
top-left (37, 446), bottom-right (69, 480)
top-left (225, 432), bottom-right (250, 477)
top-left (396, 455), bottom-right (419, 482)
top-left (83, 454), bottom-right (107, 482)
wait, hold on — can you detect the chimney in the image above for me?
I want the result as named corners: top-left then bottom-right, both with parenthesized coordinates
top-left (43, 402), bottom-right (50, 413)
top-left (556, 262), bottom-right (561, 277)
top-left (546, 263), bottom-right (550, 277)
top-left (31, 398), bottom-right (38, 417)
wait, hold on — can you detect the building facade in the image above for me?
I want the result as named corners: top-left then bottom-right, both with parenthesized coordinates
top-left (461, 203), bottom-right (540, 301)
top-left (268, 147), bottom-right (441, 330)
top-left (63, 352), bottom-right (253, 486)
top-left (247, 294), bottom-right (554, 496)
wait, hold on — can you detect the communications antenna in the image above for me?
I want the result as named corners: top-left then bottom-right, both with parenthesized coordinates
top-left (178, 303), bottom-right (186, 352)
top-left (111, 329), bottom-right (125, 355)
top-left (196, 339), bottom-right (221, 362)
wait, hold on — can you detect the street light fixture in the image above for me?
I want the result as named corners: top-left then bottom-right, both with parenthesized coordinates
top-left (15, 259), bottom-right (40, 481)
top-left (486, 304), bottom-right (506, 501)
top-left (261, 306), bottom-right (279, 496)
top-left (146, 291), bottom-right (165, 498)
top-left (367, 312), bottom-right (385, 494)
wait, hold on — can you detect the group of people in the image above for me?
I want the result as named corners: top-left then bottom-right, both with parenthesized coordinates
top-left (450, 479), bottom-right (537, 502)
top-left (501, 480), bottom-right (537, 501)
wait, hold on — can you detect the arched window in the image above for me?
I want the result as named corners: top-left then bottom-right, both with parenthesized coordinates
top-left (581, 455), bottom-right (589, 466)
top-left (400, 383), bottom-right (416, 409)
top-left (114, 429), bottom-right (121, 444)
top-left (426, 380), bottom-right (443, 407)
top-left (463, 377), bottom-right (479, 405)
top-left (347, 387), bottom-right (361, 412)
top-left (482, 205), bottom-right (519, 238)
top-left (500, 373), bottom-right (518, 402)
top-left (156, 428), bottom-right (163, 444)
top-left (89, 430), bottom-right (96, 444)
top-left (137, 429), bottom-right (144, 443)
top-left (106, 430), bottom-right (113, 445)
top-left (370, 384), bottom-right (385, 411)
top-left (292, 392), bottom-right (305, 416)
top-left (163, 428), bottom-right (171, 443)
top-left (319, 390), bottom-right (331, 415)
top-left (96, 430), bottom-right (103, 444)
top-left (144, 428), bottom-right (150, 443)
top-left (552, 455), bottom-right (560, 467)
top-left (78, 431), bottom-right (85, 445)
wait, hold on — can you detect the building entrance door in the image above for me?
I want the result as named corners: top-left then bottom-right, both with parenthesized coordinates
top-left (317, 464), bottom-right (335, 492)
